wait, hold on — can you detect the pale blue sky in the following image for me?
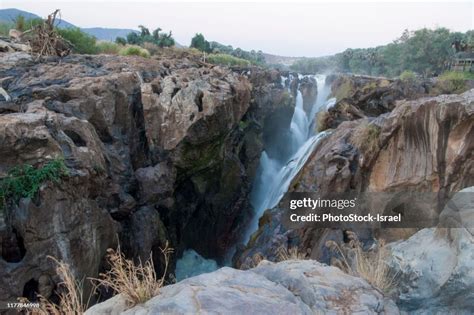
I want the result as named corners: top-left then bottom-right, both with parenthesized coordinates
top-left (2, 1), bottom-right (473, 56)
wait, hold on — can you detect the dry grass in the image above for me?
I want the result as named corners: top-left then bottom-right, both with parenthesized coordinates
top-left (29, 243), bottom-right (173, 313)
top-left (277, 246), bottom-right (307, 261)
top-left (36, 257), bottom-right (90, 314)
top-left (92, 242), bottom-right (173, 307)
top-left (325, 232), bottom-right (397, 293)
top-left (350, 122), bottom-right (381, 154)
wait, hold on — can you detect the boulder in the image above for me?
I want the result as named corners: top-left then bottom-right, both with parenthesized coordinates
top-left (298, 75), bottom-right (318, 115)
top-left (387, 187), bottom-right (474, 313)
top-left (85, 260), bottom-right (399, 314)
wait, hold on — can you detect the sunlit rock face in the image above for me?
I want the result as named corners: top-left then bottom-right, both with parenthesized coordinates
top-left (0, 52), bottom-right (293, 301)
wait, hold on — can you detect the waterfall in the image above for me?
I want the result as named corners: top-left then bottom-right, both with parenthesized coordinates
top-left (243, 74), bottom-right (330, 244)
top-left (176, 74), bottom-right (331, 280)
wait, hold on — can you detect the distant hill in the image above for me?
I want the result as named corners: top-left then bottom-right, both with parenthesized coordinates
top-left (0, 8), bottom-right (138, 41)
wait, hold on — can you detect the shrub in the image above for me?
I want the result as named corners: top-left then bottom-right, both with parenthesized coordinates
top-left (119, 45), bottom-right (150, 58)
top-left (350, 122), bottom-right (381, 154)
top-left (115, 36), bottom-right (127, 46)
top-left (0, 159), bottom-right (68, 211)
top-left (0, 22), bottom-right (12, 36)
top-left (190, 33), bottom-right (211, 53)
top-left (93, 242), bottom-right (173, 306)
top-left (206, 53), bottom-right (251, 67)
top-left (39, 257), bottom-right (90, 314)
top-left (326, 233), bottom-right (397, 293)
top-left (57, 27), bottom-right (98, 54)
top-left (316, 111), bottom-right (332, 132)
top-left (436, 71), bottom-right (468, 94)
top-left (96, 41), bottom-right (120, 54)
top-left (399, 70), bottom-right (417, 83)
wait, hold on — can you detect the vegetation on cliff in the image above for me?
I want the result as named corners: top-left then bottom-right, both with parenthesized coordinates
top-left (0, 159), bottom-right (68, 212)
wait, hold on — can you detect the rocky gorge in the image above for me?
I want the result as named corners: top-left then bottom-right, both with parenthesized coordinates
top-left (0, 44), bottom-right (473, 314)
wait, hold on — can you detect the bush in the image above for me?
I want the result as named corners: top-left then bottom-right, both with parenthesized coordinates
top-left (190, 33), bottom-right (211, 53)
top-left (0, 22), bottom-right (12, 36)
top-left (57, 27), bottom-right (98, 54)
top-left (115, 36), bottom-right (127, 46)
top-left (206, 53), bottom-right (251, 67)
top-left (326, 234), bottom-right (397, 293)
top-left (39, 257), bottom-right (90, 314)
top-left (399, 70), bottom-right (417, 83)
top-left (350, 122), bottom-right (381, 154)
top-left (119, 45), bottom-right (150, 58)
top-left (96, 41), bottom-right (120, 54)
top-left (436, 71), bottom-right (468, 94)
top-left (316, 111), bottom-right (332, 132)
top-left (0, 159), bottom-right (68, 211)
top-left (93, 243), bottom-right (173, 306)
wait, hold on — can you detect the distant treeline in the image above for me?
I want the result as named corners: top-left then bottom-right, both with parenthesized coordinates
top-left (190, 33), bottom-right (265, 65)
top-left (290, 28), bottom-right (474, 77)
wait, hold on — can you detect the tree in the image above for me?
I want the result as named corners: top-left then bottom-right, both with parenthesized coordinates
top-left (190, 33), bottom-right (211, 53)
top-left (57, 27), bottom-right (98, 54)
top-left (126, 32), bottom-right (141, 45)
top-left (115, 37), bottom-right (127, 45)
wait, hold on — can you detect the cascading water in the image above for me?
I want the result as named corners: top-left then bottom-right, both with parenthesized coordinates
top-left (175, 74), bottom-right (332, 280)
top-left (242, 74), bottom-right (331, 244)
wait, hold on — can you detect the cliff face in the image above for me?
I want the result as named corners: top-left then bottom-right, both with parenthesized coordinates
top-left (237, 84), bottom-right (473, 268)
top-left (0, 52), bottom-right (293, 301)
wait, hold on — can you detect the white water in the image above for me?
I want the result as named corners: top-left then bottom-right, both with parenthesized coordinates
top-left (175, 74), bottom-right (331, 280)
top-left (243, 74), bottom-right (330, 244)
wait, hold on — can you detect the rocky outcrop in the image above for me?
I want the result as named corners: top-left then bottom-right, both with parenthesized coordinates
top-left (0, 52), bottom-right (294, 301)
top-left (85, 260), bottom-right (399, 314)
top-left (298, 76), bottom-right (318, 115)
top-left (387, 187), bottom-right (474, 313)
top-left (237, 89), bottom-right (474, 266)
top-left (319, 74), bottom-right (432, 130)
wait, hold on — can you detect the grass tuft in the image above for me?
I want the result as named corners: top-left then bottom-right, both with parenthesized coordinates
top-left (325, 232), bottom-right (397, 293)
top-left (92, 242), bottom-right (173, 307)
top-left (38, 257), bottom-right (91, 314)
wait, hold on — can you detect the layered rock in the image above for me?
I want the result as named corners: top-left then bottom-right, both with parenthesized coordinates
top-left (0, 51), bottom-right (294, 301)
top-left (86, 260), bottom-right (399, 314)
top-left (319, 74), bottom-right (432, 130)
top-left (237, 89), bottom-right (474, 266)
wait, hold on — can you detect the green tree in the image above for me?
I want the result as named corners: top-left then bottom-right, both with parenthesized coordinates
top-left (115, 37), bottom-right (127, 45)
top-left (126, 32), bottom-right (142, 45)
top-left (57, 28), bottom-right (98, 54)
top-left (190, 33), bottom-right (211, 53)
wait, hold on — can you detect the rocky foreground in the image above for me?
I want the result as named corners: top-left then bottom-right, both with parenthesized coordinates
top-left (86, 259), bottom-right (399, 314)
top-left (89, 186), bottom-right (474, 314)
top-left (0, 50), bottom-right (294, 302)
